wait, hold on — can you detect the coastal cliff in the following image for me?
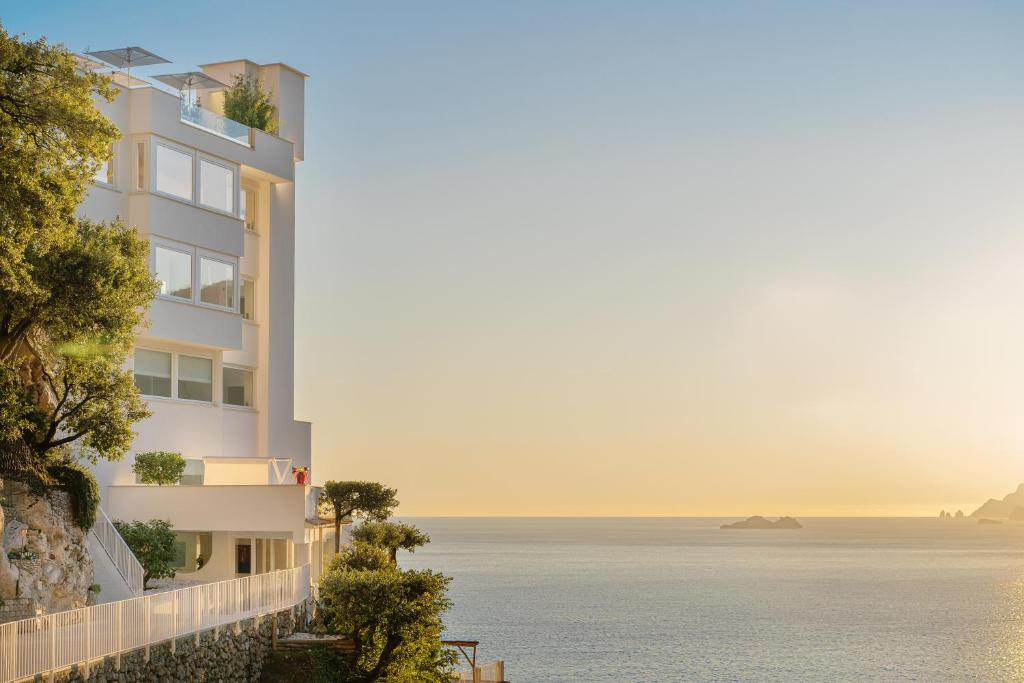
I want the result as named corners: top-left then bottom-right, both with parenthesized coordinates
top-left (721, 516), bottom-right (802, 530)
top-left (0, 479), bottom-right (93, 621)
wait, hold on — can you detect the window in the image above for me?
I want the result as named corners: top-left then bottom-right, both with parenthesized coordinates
top-left (134, 349), bottom-right (171, 397)
top-left (154, 246), bottom-right (192, 300)
top-left (94, 145), bottom-right (114, 186)
top-left (199, 158), bottom-right (234, 213)
top-left (240, 278), bottom-right (256, 321)
top-left (178, 355), bottom-right (212, 402)
top-left (137, 142), bottom-right (146, 190)
top-left (155, 144), bottom-right (193, 201)
top-left (223, 366), bottom-right (254, 407)
top-left (240, 188), bottom-right (256, 231)
top-left (179, 459), bottom-right (206, 486)
top-left (200, 257), bottom-right (235, 309)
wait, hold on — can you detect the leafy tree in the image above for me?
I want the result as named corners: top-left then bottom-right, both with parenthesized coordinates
top-left (0, 27), bottom-right (156, 475)
top-left (47, 459), bottom-right (100, 530)
top-left (0, 24), bottom-right (118, 303)
top-left (318, 563), bottom-right (456, 683)
top-left (330, 541), bottom-right (392, 573)
top-left (132, 451), bottom-right (186, 485)
top-left (112, 518), bottom-right (176, 588)
top-left (320, 481), bottom-right (399, 553)
top-left (222, 74), bottom-right (277, 134)
top-left (351, 521), bottom-right (430, 565)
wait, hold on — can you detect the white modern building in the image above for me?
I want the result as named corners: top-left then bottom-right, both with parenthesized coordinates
top-left (76, 54), bottom-right (334, 592)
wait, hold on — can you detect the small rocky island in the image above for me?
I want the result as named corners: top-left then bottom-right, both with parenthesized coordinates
top-left (721, 516), bottom-right (802, 530)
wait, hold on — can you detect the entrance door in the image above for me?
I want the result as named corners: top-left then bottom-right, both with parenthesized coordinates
top-left (236, 542), bottom-right (251, 574)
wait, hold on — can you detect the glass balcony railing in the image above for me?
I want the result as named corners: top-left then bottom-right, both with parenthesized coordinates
top-left (180, 102), bottom-right (251, 146)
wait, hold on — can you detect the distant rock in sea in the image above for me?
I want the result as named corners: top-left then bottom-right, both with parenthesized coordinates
top-left (720, 516), bottom-right (802, 530)
top-left (978, 518), bottom-right (1003, 525)
top-left (969, 484), bottom-right (1024, 519)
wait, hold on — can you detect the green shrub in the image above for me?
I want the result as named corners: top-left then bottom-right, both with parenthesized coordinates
top-left (222, 74), bottom-right (278, 134)
top-left (88, 583), bottom-right (101, 593)
top-left (112, 518), bottom-right (176, 588)
top-left (47, 461), bottom-right (100, 530)
top-left (132, 451), bottom-right (186, 485)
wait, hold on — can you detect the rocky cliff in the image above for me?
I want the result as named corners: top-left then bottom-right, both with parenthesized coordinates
top-left (970, 484), bottom-right (1024, 519)
top-left (0, 479), bottom-right (93, 620)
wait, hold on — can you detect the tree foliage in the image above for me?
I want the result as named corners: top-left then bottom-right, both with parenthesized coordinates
top-left (318, 559), bottom-right (455, 683)
top-left (47, 459), bottom-right (100, 530)
top-left (0, 26), bottom-right (156, 474)
top-left (0, 24), bottom-right (118, 301)
top-left (132, 451), bottom-right (186, 485)
top-left (351, 521), bottom-right (430, 565)
top-left (320, 481), bottom-right (399, 552)
top-left (113, 518), bottom-right (176, 588)
top-left (222, 74), bottom-right (277, 134)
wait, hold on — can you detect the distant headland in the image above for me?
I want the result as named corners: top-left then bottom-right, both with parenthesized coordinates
top-left (966, 484), bottom-right (1024, 521)
top-left (720, 516), bottom-right (802, 530)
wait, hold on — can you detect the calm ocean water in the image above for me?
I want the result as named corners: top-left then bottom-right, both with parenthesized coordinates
top-left (399, 517), bottom-right (1024, 682)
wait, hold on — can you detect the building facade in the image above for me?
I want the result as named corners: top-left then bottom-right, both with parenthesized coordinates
top-left (77, 58), bottom-right (332, 586)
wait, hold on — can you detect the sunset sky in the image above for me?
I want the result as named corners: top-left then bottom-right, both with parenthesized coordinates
top-left (9, 2), bottom-right (1024, 515)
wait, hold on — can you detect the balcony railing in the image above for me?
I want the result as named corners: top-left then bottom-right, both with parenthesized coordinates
top-left (92, 507), bottom-right (145, 595)
top-left (180, 102), bottom-right (250, 146)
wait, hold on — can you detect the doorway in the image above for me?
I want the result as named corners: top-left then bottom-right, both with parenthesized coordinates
top-left (236, 541), bottom-right (251, 574)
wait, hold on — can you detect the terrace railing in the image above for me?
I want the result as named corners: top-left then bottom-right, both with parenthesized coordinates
top-left (180, 101), bottom-right (251, 146)
top-left (0, 564), bottom-right (310, 683)
top-left (91, 507), bottom-right (144, 595)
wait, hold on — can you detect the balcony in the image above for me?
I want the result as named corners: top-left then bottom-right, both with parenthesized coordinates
top-left (180, 102), bottom-right (251, 147)
top-left (106, 484), bottom-right (312, 541)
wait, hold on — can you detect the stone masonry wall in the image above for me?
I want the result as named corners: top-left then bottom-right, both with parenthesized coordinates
top-left (55, 602), bottom-right (308, 683)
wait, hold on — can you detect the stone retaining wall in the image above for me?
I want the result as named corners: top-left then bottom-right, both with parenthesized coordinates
top-left (53, 602), bottom-right (308, 683)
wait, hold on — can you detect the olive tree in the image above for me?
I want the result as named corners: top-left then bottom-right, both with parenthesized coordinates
top-left (320, 481), bottom-right (399, 553)
top-left (113, 519), bottom-right (177, 588)
top-left (132, 451), bottom-right (186, 485)
top-left (351, 521), bottom-right (430, 565)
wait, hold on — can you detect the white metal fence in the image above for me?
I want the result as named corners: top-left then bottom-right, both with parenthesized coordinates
top-left (0, 564), bottom-right (310, 683)
top-left (91, 507), bottom-right (145, 595)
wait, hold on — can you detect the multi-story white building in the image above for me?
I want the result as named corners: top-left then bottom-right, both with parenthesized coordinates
top-left (77, 55), bottom-right (333, 593)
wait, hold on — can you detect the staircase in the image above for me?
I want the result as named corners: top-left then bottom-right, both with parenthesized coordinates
top-left (88, 507), bottom-right (144, 602)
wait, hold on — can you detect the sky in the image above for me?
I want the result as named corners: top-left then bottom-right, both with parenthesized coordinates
top-left (7, 1), bottom-right (1024, 515)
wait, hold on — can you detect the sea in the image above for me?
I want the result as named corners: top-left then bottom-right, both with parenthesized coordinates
top-left (399, 517), bottom-right (1024, 682)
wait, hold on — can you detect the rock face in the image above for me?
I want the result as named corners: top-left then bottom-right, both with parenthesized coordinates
top-left (0, 479), bottom-right (93, 620)
top-left (55, 606), bottom-right (305, 683)
top-left (970, 484), bottom-right (1024, 519)
top-left (721, 515), bottom-right (803, 530)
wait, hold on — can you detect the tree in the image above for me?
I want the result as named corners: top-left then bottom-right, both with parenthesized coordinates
top-left (351, 521), bottom-right (430, 565)
top-left (222, 74), bottom-right (277, 134)
top-left (0, 26), bottom-right (156, 475)
top-left (318, 563), bottom-right (456, 683)
top-left (320, 481), bottom-right (399, 553)
top-left (132, 451), bottom-right (186, 485)
top-left (112, 519), bottom-right (177, 588)
top-left (0, 24), bottom-right (118, 303)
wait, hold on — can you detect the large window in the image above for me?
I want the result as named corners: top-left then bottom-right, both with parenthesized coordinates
top-left (199, 158), bottom-right (234, 213)
top-left (200, 257), bottom-right (235, 309)
top-left (94, 145), bottom-right (114, 186)
top-left (178, 355), bottom-right (213, 402)
top-left (223, 366), bottom-right (254, 407)
top-left (134, 349), bottom-right (171, 397)
top-left (155, 246), bottom-right (192, 300)
top-left (240, 188), bottom-right (256, 231)
top-left (240, 278), bottom-right (256, 321)
top-left (155, 144), bottom-right (193, 201)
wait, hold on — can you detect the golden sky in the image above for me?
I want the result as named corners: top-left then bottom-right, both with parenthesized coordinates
top-left (290, 3), bottom-right (1024, 516)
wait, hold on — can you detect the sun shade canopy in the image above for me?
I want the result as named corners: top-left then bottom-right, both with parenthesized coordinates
top-left (153, 72), bottom-right (226, 91)
top-left (85, 46), bottom-right (169, 69)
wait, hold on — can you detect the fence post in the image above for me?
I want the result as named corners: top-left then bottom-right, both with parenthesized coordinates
top-left (48, 617), bottom-right (55, 682)
top-left (170, 590), bottom-right (177, 654)
top-left (84, 609), bottom-right (91, 677)
top-left (116, 600), bottom-right (123, 669)
top-left (145, 595), bottom-right (151, 661)
top-left (195, 590), bottom-right (201, 646)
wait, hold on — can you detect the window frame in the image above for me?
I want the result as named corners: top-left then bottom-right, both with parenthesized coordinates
top-left (93, 142), bottom-right (115, 188)
top-left (152, 140), bottom-right (196, 203)
top-left (197, 154), bottom-right (238, 216)
top-left (151, 240), bottom-right (195, 304)
top-left (197, 250), bottom-right (239, 313)
top-left (240, 277), bottom-right (257, 322)
top-left (222, 364), bottom-right (256, 410)
top-left (176, 353), bottom-right (215, 404)
top-left (132, 348), bottom-right (173, 399)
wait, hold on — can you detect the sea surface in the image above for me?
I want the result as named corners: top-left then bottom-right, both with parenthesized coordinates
top-left (399, 517), bottom-right (1024, 682)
